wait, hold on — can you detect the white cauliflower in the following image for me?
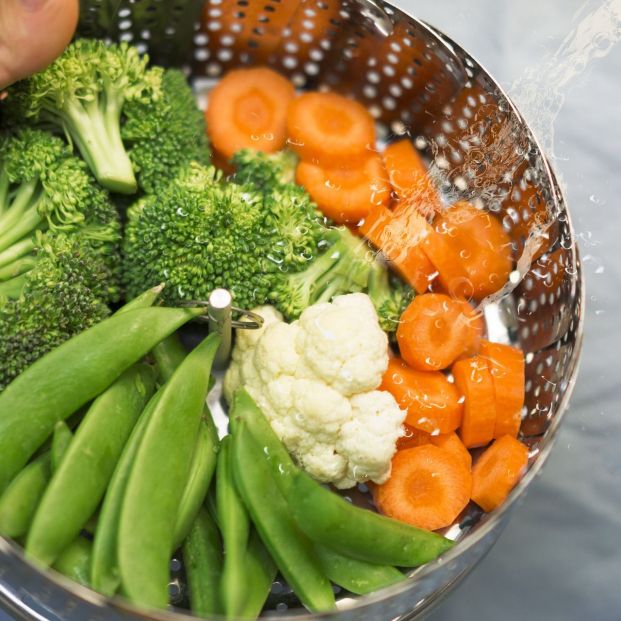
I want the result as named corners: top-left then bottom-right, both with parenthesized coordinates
top-left (224, 293), bottom-right (406, 489)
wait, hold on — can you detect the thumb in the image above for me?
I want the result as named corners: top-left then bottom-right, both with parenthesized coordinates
top-left (0, 0), bottom-right (79, 89)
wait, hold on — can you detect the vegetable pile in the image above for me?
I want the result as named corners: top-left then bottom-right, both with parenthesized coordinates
top-left (0, 39), bottom-right (534, 619)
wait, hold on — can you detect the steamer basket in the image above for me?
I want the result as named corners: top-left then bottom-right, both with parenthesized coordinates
top-left (0, 1), bottom-right (584, 620)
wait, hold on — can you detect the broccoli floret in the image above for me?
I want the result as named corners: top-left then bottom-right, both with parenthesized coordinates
top-left (231, 149), bottom-right (298, 188)
top-left (0, 233), bottom-right (117, 390)
top-left (122, 69), bottom-right (211, 194)
top-left (122, 160), bottom-right (325, 309)
top-left (0, 128), bottom-right (122, 299)
top-left (3, 39), bottom-right (162, 194)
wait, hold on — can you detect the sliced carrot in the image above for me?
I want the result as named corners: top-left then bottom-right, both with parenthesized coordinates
top-left (430, 432), bottom-right (472, 471)
top-left (381, 358), bottom-right (463, 435)
top-left (206, 67), bottom-right (295, 159)
top-left (471, 435), bottom-right (529, 512)
top-left (422, 201), bottom-right (513, 300)
top-left (296, 154), bottom-right (390, 224)
top-left (286, 92), bottom-right (376, 166)
top-left (358, 204), bottom-right (393, 248)
top-left (480, 340), bottom-right (525, 438)
top-left (452, 356), bottom-right (496, 448)
top-left (373, 445), bottom-right (472, 531)
top-left (396, 424), bottom-right (431, 451)
top-left (457, 300), bottom-right (484, 358)
top-left (383, 140), bottom-right (442, 218)
top-left (396, 293), bottom-right (480, 371)
top-left (359, 202), bottom-right (436, 293)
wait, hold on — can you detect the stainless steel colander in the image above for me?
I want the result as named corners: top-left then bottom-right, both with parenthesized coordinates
top-left (0, 0), bottom-right (584, 619)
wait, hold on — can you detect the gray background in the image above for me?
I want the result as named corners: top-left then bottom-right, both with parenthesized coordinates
top-left (2, 1), bottom-right (621, 620)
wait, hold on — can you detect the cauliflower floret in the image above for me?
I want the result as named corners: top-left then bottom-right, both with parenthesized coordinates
top-left (236, 305), bottom-right (283, 352)
top-left (296, 293), bottom-right (389, 396)
top-left (295, 442), bottom-right (348, 485)
top-left (224, 294), bottom-right (405, 489)
top-left (254, 322), bottom-right (301, 384)
top-left (337, 390), bottom-right (407, 486)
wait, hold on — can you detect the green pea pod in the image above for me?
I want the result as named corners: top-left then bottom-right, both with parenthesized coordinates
top-left (118, 333), bottom-right (220, 610)
top-left (239, 528), bottom-right (278, 621)
top-left (0, 454), bottom-right (51, 539)
top-left (91, 388), bottom-right (164, 596)
top-left (172, 411), bottom-right (219, 551)
top-left (152, 333), bottom-right (187, 382)
top-left (0, 306), bottom-right (204, 493)
top-left (26, 364), bottom-right (157, 567)
top-left (51, 422), bottom-right (73, 472)
top-left (183, 507), bottom-right (223, 617)
top-left (229, 389), bottom-right (296, 496)
top-left (0, 423), bottom-right (74, 540)
top-left (231, 420), bottom-right (335, 613)
top-left (314, 545), bottom-right (405, 595)
top-left (52, 536), bottom-right (93, 587)
top-left (288, 471), bottom-right (453, 567)
top-left (115, 284), bottom-right (164, 315)
top-left (217, 435), bottom-right (250, 619)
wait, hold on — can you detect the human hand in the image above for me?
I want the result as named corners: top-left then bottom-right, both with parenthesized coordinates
top-left (0, 0), bottom-right (79, 89)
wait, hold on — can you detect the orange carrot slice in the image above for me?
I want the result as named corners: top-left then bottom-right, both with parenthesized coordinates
top-left (480, 340), bottom-right (525, 438)
top-left (422, 201), bottom-right (513, 300)
top-left (452, 356), bottom-right (496, 448)
top-left (471, 435), bottom-right (529, 511)
top-left (396, 293), bottom-right (480, 371)
top-left (381, 358), bottom-right (463, 435)
top-left (206, 67), bottom-right (295, 158)
top-left (296, 154), bottom-right (390, 224)
top-left (373, 445), bottom-right (472, 531)
top-left (396, 424), bottom-right (431, 451)
top-left (359, 204), bottom-right (436, 293)
top-left (431, 432), bottom-right (472, 471)
top-left (383, 139), bottom-right (442, 218)
top-left (286, 92), bottom-right (376, 166)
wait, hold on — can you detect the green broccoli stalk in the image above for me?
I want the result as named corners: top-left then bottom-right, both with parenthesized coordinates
top-left (0, 129), bottom-right (121, 299)
top-left (269, 225), bottom-right (413, 327)
top-left (3, 39), bottom-right (162, 194)
top-left (122, 69), bottom-right (211, 194)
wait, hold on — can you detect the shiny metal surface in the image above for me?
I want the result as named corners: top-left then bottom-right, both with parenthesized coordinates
top-left (0, 0), bottom-right (584, 619)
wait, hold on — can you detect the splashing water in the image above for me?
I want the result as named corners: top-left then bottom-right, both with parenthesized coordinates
top-left (509, 0), bottom-right (621, 159)
top-left (474, 0), bottom-right (621, 311)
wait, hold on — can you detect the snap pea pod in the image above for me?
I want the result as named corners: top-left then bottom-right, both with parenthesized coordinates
top-left (229, 389), bottom-right (295, 495)
top-left (183, 507), bottom-right (223, 618)
top-left (152, 333), bottom-right (188, 382)
top-left (26, 364), bottom-right (157, 567)
top-left (231, 420), bottom-right (335, 613)
top-left (217, 435), bottom-right (250, 619)
top-left (52, 536), bottom-right (93, 587)
top-left (239, 528), bottom-right (278, 621)
top-left (173, 410), bottom-right (219, 551)
top-left (0, 306), bottom-right (204, 493)
top-left (116, 284), bottom-right (164, 315)
top-left (0, 454), bottom-right (50, 539)
top-left (289, 471), bottom-right (453, 567)
top-left (51, 422), bottom-right (73, 472)
top-left (0, 424), bottom-right (73, 539)
top-left (118, 333), bottom-right (220, 609)
top-left (314, 545), bottom-right (405, 595)
top-left (91, 388), bottom-right (164, 596)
